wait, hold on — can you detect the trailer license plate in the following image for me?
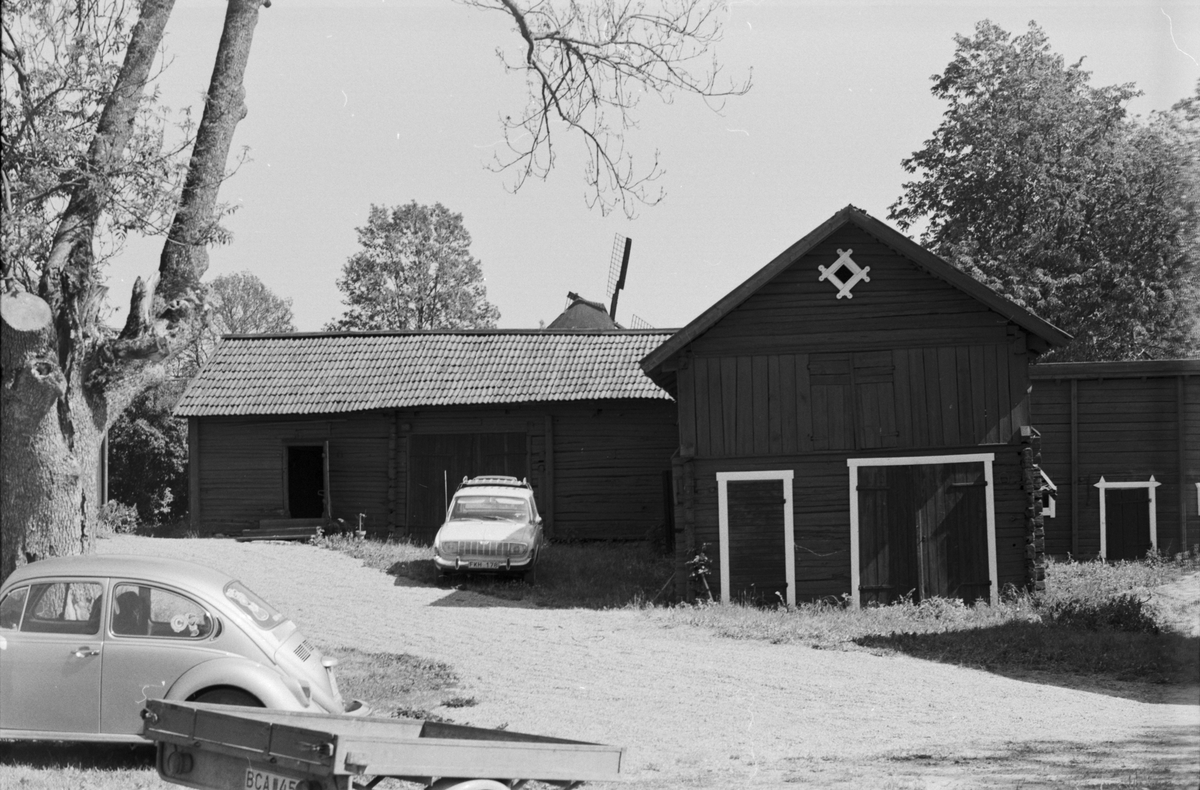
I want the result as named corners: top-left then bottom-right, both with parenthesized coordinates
top-left (245, 767), bottom-right (302, 790)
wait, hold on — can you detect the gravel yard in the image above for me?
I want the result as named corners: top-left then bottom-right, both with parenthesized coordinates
top-left (98, 535), bottom-right (1199, 789)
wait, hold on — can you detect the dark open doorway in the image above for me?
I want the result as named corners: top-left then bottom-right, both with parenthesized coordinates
top-left (287, 445), bottom-right (326, 518)
top-left (1106, 487), bottom-right (1151, 561)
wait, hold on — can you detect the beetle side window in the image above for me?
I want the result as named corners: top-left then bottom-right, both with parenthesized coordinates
top-left (21, 582), bottom-right (104, 635)
top-left (0, 587), bottom-right (29, 630)
top-left (111, 583), bottom-right (213, 639)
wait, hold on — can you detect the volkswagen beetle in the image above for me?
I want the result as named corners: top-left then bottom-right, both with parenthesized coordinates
top-left (432, 476), bottom-right (544, 581)
top-left (0, 554), bottom-right (363, 742)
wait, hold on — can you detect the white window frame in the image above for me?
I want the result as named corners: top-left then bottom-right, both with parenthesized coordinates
top-left (1094, 476), bottom-right (1160, 560)
top-left (716, 470), bottom-right (795, 606)
top-left (847, 453), bottom-right (998, 608)
top-left (1040, 469), bottom-right (1057, 519)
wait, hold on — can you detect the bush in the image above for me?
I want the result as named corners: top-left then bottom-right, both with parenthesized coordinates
top-left (107, 381), bottom-right (189, 525)
top-left (1042, 592), bottom-right (1160, 633)
top-left (96, 501), bottom-right (141, 537)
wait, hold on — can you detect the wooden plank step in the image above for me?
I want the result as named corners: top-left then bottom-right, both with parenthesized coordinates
top-left (257, 518), bottom-right (326, 529)
top-left (237, 526), bottom-right (321, 542)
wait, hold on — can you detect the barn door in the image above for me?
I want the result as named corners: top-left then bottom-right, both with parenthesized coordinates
top-left (857, 461), bottom-right (991, 605)
top-left (717, 471), bottom-right (795, 606)
top-left (408, 433), bottom-right (527, 539)
top-left (1105, 488), bottom-right (1151, 561)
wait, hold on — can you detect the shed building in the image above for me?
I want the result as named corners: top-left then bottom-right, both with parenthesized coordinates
top-left (641, 206), bottom-right (1071, 606)
top-left (175, 331), bottom-right (678, 542)
top-left (1030, 359), bottom-right (1199, 560)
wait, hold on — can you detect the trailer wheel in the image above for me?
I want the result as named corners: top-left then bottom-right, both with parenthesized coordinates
top-left (192, 688), bottom-right (263, 707)
top-left (426, 780), bottom-right (508, 790)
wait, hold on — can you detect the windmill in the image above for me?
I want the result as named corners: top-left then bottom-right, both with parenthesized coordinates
top-left (605, 234), bottom-right (632, 321)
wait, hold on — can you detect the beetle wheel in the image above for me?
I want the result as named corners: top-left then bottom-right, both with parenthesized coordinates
top-left (192, 688), bottom-right (264, 707)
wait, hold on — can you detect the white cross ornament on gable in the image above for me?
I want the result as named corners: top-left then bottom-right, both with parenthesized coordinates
top-left (817, 248), bottom-right (871, 299)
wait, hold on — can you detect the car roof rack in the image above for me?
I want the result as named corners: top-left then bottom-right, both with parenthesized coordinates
top-left (457, 475), bottom-right (532, 490)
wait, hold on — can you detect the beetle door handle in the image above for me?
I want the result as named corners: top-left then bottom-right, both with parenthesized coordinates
top-left (72, 647), bottom-right (100, 658)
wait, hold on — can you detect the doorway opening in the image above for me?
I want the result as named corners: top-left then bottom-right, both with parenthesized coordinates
top-left (287, 445), bottom-right (326, 518)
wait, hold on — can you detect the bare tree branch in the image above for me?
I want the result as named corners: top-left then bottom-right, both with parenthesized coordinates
top-left (465, 0), bottom-right (750, 216)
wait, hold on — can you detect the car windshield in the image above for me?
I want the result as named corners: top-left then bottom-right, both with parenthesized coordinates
top-left (449, 495), bottom-right (529, 522)
top-left (223, 581), bottom-right (286, 630)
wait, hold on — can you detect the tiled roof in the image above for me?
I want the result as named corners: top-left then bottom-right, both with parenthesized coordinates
top-left (176, 331), bottom-right (674, 416)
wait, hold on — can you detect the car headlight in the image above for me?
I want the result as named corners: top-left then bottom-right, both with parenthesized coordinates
top-left (438, 541), bottom-right (458, 555)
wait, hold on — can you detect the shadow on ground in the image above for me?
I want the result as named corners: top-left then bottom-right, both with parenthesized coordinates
top-left (0, 741), bottom-right (156, 770)
top-left (855, 621), bottom-right (1200, 703)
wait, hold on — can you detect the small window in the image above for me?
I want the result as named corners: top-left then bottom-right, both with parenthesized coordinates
top-left (0, 587), bottom-right (29, 630)
top-left (111, 584), bottom-right (213, 639)
top-left (21, 581), bottom-right (104, 635)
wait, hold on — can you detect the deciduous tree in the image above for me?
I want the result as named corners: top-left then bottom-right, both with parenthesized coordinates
top-left (1, 0), bottom-right (745, 582)
top-left (889, 21), bottom-right (1198, 361)
top-left (328, 202), bottom-right (500, 331)
top-left (1, 0), bottom-right (267, 581)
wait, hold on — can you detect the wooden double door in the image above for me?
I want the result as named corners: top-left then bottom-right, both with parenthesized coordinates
top-left (408, 433), bottom-right (527, 539)
top-left (858, 461), bottom-right (991, 605)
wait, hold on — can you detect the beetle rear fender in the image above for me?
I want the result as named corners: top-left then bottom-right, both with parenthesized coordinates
top-left (166, 657), bottom-right (310, 711)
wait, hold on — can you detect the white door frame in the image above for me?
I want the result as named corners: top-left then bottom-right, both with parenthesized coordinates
top-left (1094, 476), bottom-right (1160, 560)
top-left (847, 453), bottom-right (998, 608)
top-left (716, 470), bottom-right (795, 606)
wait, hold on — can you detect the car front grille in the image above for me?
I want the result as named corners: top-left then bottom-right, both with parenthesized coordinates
top-left (452, 541), bottom-right (526, 557)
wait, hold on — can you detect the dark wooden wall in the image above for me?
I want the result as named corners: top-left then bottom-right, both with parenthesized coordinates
top-left (684, 447), bottom-right (1030, 602)
top-left (1031, 364), bottom-right (1199, 557)
top-left (190, 399), bottom-right (678, 542)
top-left (666, 223), bottom-right (1042, 601)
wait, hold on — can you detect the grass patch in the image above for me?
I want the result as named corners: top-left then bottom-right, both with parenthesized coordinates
top-left (660, 553), bottom-right (1200, 684)
top-left (319, 534), bottom-right (674, 609)
top-left (321, 645), bottom-right (463, 718)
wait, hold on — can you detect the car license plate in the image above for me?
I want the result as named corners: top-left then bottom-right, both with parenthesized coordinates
top-left (245, 767), bottom-right (303, 790)
top-left (471, 561), bottom-right (500, 569)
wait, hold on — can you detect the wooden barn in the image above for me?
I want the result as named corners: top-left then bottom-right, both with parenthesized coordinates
top-left (174, 331), bottom-right (679, 542)
top-left (1030, 359), bottom-right (1199, 560)
top-left (641, 205), bottom-right (1071, 606)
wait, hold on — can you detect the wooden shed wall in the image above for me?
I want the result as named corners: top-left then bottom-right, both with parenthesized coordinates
top-left (1031, 373), bottom-right (1199, 557)
top-left (192, 399), bottom-right (677, 542)
top-left (193, 413), bottom-right (391, 535)
top-left (685, 446), bottom-right (1029, 602)
top-left (677, 342), bottom-right (1029, 459)
top-left (663, 223), bottom-right (1043, 600)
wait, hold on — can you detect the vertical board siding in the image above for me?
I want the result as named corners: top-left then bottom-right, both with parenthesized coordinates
top-left (688, 342), bottom-right (1020, 459)
top-left (1031, 371), bottom-right (1197, 557)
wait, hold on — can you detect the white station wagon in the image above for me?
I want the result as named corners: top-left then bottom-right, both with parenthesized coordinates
top-left (432, 476), bottom-right (545, 581)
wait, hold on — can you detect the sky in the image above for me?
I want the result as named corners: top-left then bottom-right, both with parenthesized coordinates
top-left (106, 0), bottom-right (1200, 333)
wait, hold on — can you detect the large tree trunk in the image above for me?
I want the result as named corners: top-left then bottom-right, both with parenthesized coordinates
top-left (1, 0), bottom-right (268, 584)
top-left (159, 0), bottom-right (266, 304)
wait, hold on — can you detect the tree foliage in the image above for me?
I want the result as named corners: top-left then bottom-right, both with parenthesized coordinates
top-left (889, 21), bottom-right (1198, 361)
top-left (107, 379), bottom-right (188, 526)
top-left (175, 270), bottom-right (295, 376)
top-left (1, 0), bottom-right (190, 291)
top-left (327, 202), bottom-right (501, 331)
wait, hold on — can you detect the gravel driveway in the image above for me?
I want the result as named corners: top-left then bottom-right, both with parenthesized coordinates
top-left (100, 536), bottom-right (1200, 789)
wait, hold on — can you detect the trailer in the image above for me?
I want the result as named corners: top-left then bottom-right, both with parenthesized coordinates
top-left (141, 699), bottom-right (624, 790)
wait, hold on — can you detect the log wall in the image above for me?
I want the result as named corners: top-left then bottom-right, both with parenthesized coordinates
top-left (191, 399), bottom-right (678, 542)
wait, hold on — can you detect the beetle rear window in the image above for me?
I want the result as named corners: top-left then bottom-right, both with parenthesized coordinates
top-left (223, 581), bottom-right (285, 630)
